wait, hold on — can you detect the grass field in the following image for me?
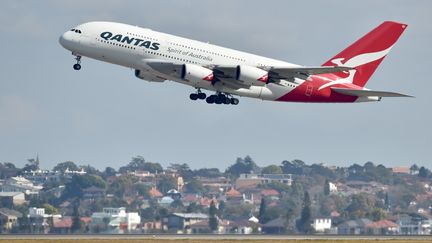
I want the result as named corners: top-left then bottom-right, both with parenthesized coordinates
top-left (1, 239), bottom-right (431, 243)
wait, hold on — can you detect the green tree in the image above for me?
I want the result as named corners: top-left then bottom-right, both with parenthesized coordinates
top-left (63, 174), bottom-right (106, 199)
top-left (258, 198), bottom-right (267, 223)
top-left (157, 175), bottom-right (177, 194)
top-left (410, 164), bottom-right (419, 175)
top-left (298, 191), bottom-right (312, 233)
top-left (324, 179), bottom-right (330, 196)
top-left (53, 161), bottom-right (79, 172)
top-left (120, 156), bottom-right (163, 173)
top-left (184, 179), bottom-right (205, 194)
top-left (194, 168), bottom-right (222, 178)
top-left (42, 203), bottom-right (58, 214)
top-left (209, 201), bottom-right (218, 232)
top-left (22, 158), bottom-right (39, 172)
top-left (419, 166), bottom-right (430, 178)
top-left (225, 156), bottom-right (259, 178)
top-left (71, 204), bottom-right (84, 233)
top-left (261, 165), bottom-right (283, 174)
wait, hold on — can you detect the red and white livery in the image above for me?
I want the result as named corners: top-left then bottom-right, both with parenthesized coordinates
top-left (59, 21), bottom-right (411, 105)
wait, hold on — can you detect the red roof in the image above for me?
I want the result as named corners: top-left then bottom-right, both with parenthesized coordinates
top-left (53, 217), bottom-right (73, 228)
top-left (367, 220), bottom-right (398, 228)
top-left (226, 188), bottom-right (241, 197)
top-left (261, 189), bottom-right (280, 197)
top-left (80, 217), bottom-right (92, 224)
top-left (149, 187), bottom-right (163, 198)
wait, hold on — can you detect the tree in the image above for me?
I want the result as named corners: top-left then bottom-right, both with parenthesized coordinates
top-left (298, 191), bottom-right (312, 233)
top-left (419, 166), bottom-right (430, 178)
top-left (22, 158), bottom-right (39, 172)
top-left (281, 159), bottom-right (306, 175)
top-left (71, 204), bottom-right (84, 233)
top-left (168, 163), bottom-right (194, 181)
top-left (120, 156), bottom-right (163, 173)
top-left (102, 167), bottom-right (116, 178)
top-left (209, 201), bottom-right (218, 232)
top-left (53, 161), bottom-right (79, 172)
top-left (258, 198), bottom-right (267, 223)
top-left (157, 175), bottom-right (177, 193)
top-left (225, 156), bottom-right (259, 178)
top-left (42, 203), bottom-right (58, 214)
top-left (324, 179), bottom-right (330, 196)
top-left (63, 174), bottom-right (106, 199)
top-left (410, 164), bottom-right (419, 175)
top-left (184, 179), bottom-right (205, 194)
top-left (261, 165), bottom-right (283, 174)
top-left (194, 168), bottom-right (222, 178)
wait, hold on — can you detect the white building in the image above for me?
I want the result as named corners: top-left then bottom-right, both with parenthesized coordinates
top-left (1, 177), bottom-right (43, 195)
top-left (312, 218), bottom-right (332, 232)
top-left (90, 207), bottom-right (141, 233)
top-left (329, 182), bottom-right (338, 193)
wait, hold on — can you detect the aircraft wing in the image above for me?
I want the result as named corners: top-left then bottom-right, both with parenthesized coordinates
top-left (267, 66), bottom-right (353, 79)
top-left (331, 87), bottom-right (413, 97)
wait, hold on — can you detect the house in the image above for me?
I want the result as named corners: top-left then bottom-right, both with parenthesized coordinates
top-left (28, 207), bottom-right (53, 234)
top-left (262, 217), bottom-right (286, 234)
top-left (312, 218), bottom-right (332, 233)
top-left (0, 192), bottom-right (26, 207)
top-left (82, 186), bottom-right (105, 200)
top-left (142, 220), bottom-right (162, 233)
top-left (189, 218), bottom-right (231, 234)
top-left (236, 173), bottom-right (292, 190)
top-left (164, 213), bottom-right (208, 232)
top-left (229, 220), bottom-right (260, 234)
top-left (337, 218), bottom-right (372, 235)
top-left (366, 219), bottom-right (399, 235)
top-left (196, 176), bottom-right (231, 193)
top-left (166, 189), bottom-right (182, 200)
top-left (328, 182), bottom-right (338, 193)
top-left (0, 208), bottom-right (22, 233)
top-left (225, 188), bottom-right (242, 199)
top-left (51, 216), bottom-right (73, 233)
top-left (397, 213), bottom-right (431, 235)
top-left (90, 207), bottom-right (141, 233)
top-left (1, 177), bottom-right (42, 195)
top-left (22, 169), bottom-right (61, 186)
top-left (148, 186), bottom-right (163, 198)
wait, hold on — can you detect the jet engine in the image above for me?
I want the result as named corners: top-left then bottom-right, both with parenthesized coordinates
top-left (181, 64), bottom-right (214, 85)
top-left (236, 65), bottom-right (268, 86)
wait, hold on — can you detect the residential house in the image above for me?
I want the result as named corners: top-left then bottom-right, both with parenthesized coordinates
top-left (312, 218), bottom-right (332, 233)
top-left (397, 213), bottom-right (431, 235)
top-left (28, 207), bottom-right (54, 234)
top-left (189, 219), bottom-right (231, 234)
top-left (148, 187), bottom-right (163, 199)
top-left (236, 173), bottom-right (292, 190)
top-left (337, 218), bottom-right (372, 235)
top-left (164, 213), bottom-right (208, 232)
top-left (0, 192), bottom-right (26, 207)
top-left (366, 219), bottom-right (399, 235)
top-left (22, 170), bottom-right (61, 186)
top-left (90, 207), bottom-right (141, 233)
top-left (82, 186), bottom-right (106, 200)
top-left (51, 216), bottom-right (73, 233)
top-left (262, 217), bottom-right (286, 234)
top-left (229, 220), bottom-right (260, 234)
top-left (196, 176), bottom-right (231, 193)
top-left (1, 176), bottom-right (42, 195)
top-left (166, 189), bottom-right (182, 200)
top-left (0, 208), bottom-right (22, 233)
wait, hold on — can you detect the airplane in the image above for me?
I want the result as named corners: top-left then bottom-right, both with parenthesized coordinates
top-left (59, 21), bottom-right (411, 105)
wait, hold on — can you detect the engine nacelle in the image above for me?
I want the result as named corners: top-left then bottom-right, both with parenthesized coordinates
top-left (236, 65), bottom-right (268, 86)
top-left (134, 69), bottom-right (165, 82)
top-left (181, 64), bottom-right (214, 85)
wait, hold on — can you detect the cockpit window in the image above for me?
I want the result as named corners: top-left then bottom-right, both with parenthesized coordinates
top-left (70, 29), bottom-right (82, 34)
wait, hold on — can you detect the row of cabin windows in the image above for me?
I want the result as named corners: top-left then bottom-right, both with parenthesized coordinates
top-left (146, 50), bottom-right (199, 64)
top-left (168, 42), bottom-right (246, 62)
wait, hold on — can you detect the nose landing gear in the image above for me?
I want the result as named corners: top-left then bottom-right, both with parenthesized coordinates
top-left (72, 54), bottom-right (82, 70)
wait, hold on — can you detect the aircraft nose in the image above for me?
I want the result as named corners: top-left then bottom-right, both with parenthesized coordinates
top-left (59, 31), bottom-right (73, 50)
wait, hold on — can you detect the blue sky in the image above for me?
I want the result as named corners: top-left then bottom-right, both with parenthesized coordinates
top-left (1, 0), bottom-right (431, 170)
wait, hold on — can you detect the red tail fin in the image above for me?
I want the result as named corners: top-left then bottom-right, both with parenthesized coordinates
top-left (322, 21), bottom-right (407, 87)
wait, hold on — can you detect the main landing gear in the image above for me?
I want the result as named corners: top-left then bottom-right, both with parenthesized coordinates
top-left (73, 54), bottom-right (82, 70)
top-left (189, 90), bottom-right (239, 105)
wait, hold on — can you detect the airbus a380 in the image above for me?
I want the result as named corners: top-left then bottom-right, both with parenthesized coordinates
top-left (59, 21), bottom-right (411, 105)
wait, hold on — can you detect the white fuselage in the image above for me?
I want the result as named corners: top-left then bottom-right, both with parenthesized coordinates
top-left (59, 21), bottom-right (301, 100)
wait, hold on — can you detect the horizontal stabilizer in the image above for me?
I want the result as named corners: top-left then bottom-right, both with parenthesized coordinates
top-left (331, 87), bottom-right (413, 97)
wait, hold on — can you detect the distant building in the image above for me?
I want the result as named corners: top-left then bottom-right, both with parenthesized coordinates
top-left (51, 216), bottom-right (73, 234)
top-left (0, 192), bottom-right (26, 207)
top-left (1, 177), bottom-right (42, 195)
top-left (164, 213), bottom-right (208, 232)
top-left (0, 208), bottom-right (22, 233)
top-left (337, 218), bottom-right (372, 235)
top-left (312, 218), bottom-right (332, 232)
top-left (328, 182), bottom-right (338, 193)
top-left (366, 219), bottom-right (399, 235)
top-left (236, 173), bottom-right (292, 190)
top-left (22, 170), bottom-right (61, 186)
top-left (261, 217), bottom-right (286, 234)
top-left (82, 186), bottom-right (106, 200)
top-left (28, 207), bottom-right (54, 234)
top-left (392, 166), bottom-right (410, 174)
top-left (90, 207), bottom-right (141, 233)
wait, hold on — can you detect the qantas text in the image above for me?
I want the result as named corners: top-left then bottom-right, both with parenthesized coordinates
top-left (100, 32), bottom-right (160, 50)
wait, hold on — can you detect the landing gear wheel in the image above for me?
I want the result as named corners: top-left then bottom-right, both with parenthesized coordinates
top-left (198, 92), bottom-right (206, 100)
top-left (224, 97), bottom-right (231, 104)
top-left (190, 93), bottom-right (198, 100)
top-left (73, 64), bottom-right (81, 70)
top-left (231, 98), bottom-right (239, 105)
top-left (215, 96), bottom-right (223, 104)
top-left (206, 95), bottom-right (215, 104)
